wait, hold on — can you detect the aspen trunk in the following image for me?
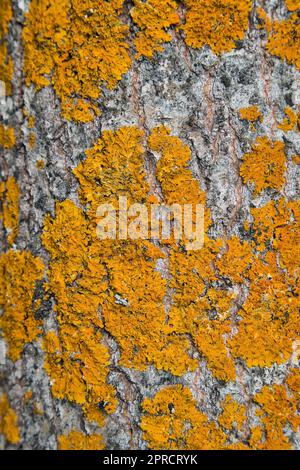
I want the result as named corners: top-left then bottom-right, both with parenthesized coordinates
top-left (1, 0), bottom-right (300, 450)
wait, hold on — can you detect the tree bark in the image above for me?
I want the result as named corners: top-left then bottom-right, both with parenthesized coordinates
top-left (1, 0), bottom-right (300, 450)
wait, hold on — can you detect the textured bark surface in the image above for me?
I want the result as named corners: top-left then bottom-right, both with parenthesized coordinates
top-left (0, 0), bottom-right (300, 450)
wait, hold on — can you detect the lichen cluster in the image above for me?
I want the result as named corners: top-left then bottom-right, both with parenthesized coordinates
top-left (1, 120), bottom-right (299, 447)
top-left (131, 0), bottom-right (179, 59)
top-left (141, 385), bottom-right (226, 449)
top-left (21, 1), bottom-right (300, 124)
top-left (0, 250), bottom-right (44, 361)
top-left (42, 199), bottom-right (117, 425)
top-left (38, 124), bottom-right (299, 449)
top-left (141, 372), bottom-right (300, 450)
top-left (0, 175), bottom-right (44, 363)
top-left (258, 3), bottom-right (300, 70)
top-left (239, 106), bottom-right (262, 123)
top-left (240, 137), bottom-right (287, 195)
top-left (0, 0), bottom-right (13, 96)
top-left (0, 176), bottom-right (19, 245)
top-left (58, 430), bottom-right (104, 450)
top-left (23, 0), bottom-right (131, 122)
top-left (22, 0), bottom-right (256, 122)
top-left (182, 0), bottom-right (252, 54)
top-left (1, 0), bottom-right (300, 451)
top-left (278, 107), bottom-right (299, 132)
top-left (0, 393), bottom-right (20, 445)
top-left (0, 124), bottom-right (15, 149)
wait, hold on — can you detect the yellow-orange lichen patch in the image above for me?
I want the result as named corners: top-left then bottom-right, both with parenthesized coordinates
top-left (148, 126), bottom-right (239, 381)
top-left (0, 250), bottom-right (44, 361)
top-left (27, 115), bottom-right (35, 129)
top-left (36, 159), bottom-right (45, 170)
top-left (0, 43), bottom-right (13, 96)
top-left (0, 124), bottom-right (15, 149)
top-left (23, 0), bottom-right (131, 122)
top-left (42, 199), bottom-right (117, 423)
top-left (148, 124), bottom-right (211, 236)
top-left (0, 0), bottom-right (13, 96)
top-left (0, 0), bottom-right (12, 37)
top-left (141, 385), bottom-right (226, 450)
top-left (230, 257), bottom-right (297, 366)
top-left (215, 236), bottom-right (253, 284)
top-left (239, 106), bottom-right (262, 122)
top-left (229, 197), bottom-right (300, 369)
top-left (250, 198), bottom-right (300, 276)
top-left (131, 0), bottom-right (179, 59)
top-left (23, 390), bottom-right (33, 403)
top-left (240, 137), bottom-right (287, 195)
top-left (285, 0), bottom-right (300, 12)
top-left (74, 126), bottom-right (197, 376)
top-left (28, 132), bottom-right (36, 150)
top-left (263, 11), bottom-right (300, 70)
top-left (0, 393), bottom-right (20, 444)
top-left (165, 249), bottom-right (237, 382)
top-left (0, 176), bottom-right (19, 245)
top-left (252, 383), bottom-right (300, 449)
top-left (273, 201), bottom-right (300, 278)
top-left (278, 107), bottom-right (298, 131)
top-left (182, 0), bottom-right (252, 55)
top-left (218, 396), bottom-right (246, 432)
top-left (287, 368), bottom-right (300, 393)
top-left (42, 122), bottom-right (300, 434)
top-left (58, 430), bottom-right (105, 450)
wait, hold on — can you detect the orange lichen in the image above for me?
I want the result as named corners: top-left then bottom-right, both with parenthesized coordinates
top-left (252, 383), bottom-right (300, 449)
top-left (23, 0), bottom-right (131, 122)
top-left (182, 0), bottom-right (252, 55)
top-left (0, 250), bottom-right (44, 361)
top-left (147, 126), bottom-right (238, 381)
top-left (218, 396), bottom-right (246, 432)
top-left (231, 266), bottom-right (298, 365)
top-left (230, 197), bottom-right (300, 368)
top-left (240, 137), bottom-right (286, 195)
top-left (0, 393), bottom-right (20, 444)
top-left (278, 107), bottom-right (298, 131)
top-left (0, 124), bottom-right (15, 149)
top-left (27, 115), bottom-right (35, 129)
top-left (0, 0), bottom-right (13, 96)
top-left (287, 368), bottom-right (300, 393)
top-left (263, 10), bottom-right (300, 70)
top-left (285, 0), bottom-right (300, 12)
top-left (0, 0), bottom-right (12, 37)
top-left (43, 125), bottom-right (234, 396)
top-left (273, 200), bottom-right (300, 277)
top-left (28, 132), bottom-right (36, 150)
top-left (41, 124), bottom-right (300, 448)
top-left (58, 430), bottom-right (105, 450)
top-left (36, 159), bottom-right (45, 170)
top-left (73, 126), bottom-right (199, 376)
top-left (43, 124), bottom-right (296, 391)
top-left (239, 106), bottom-right (262, 122)
top-left (250, 198), bottom-right (300, 276)
top-left (0, 176), bottom-right (19, 245)
top-left (215, 236), bottom-right (253, 284)
top-left (42, 199), bottom-right (117, 424)
top-left (141, 385), bottom-right (226, 450)
top-left (23, 391), bottom-right (33, 403)
top-left (131, 0), bottom-right (179, 58)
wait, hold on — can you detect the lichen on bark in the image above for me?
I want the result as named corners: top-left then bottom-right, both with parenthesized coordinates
top-left (0, 0), bottom-right (300, 450)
